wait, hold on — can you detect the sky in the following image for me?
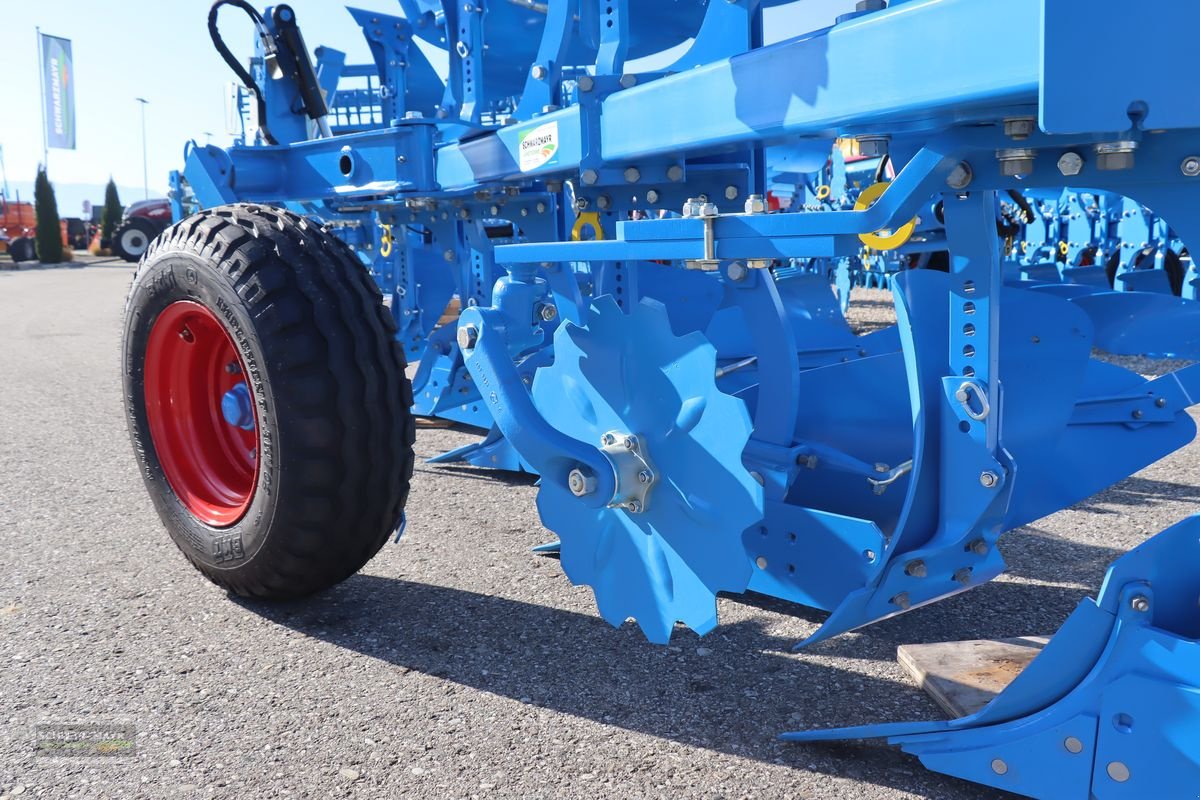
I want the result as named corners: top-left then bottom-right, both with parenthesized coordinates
top-left (0, 0), bottom-right (857, 209)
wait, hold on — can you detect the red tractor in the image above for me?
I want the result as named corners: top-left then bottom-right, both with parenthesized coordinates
top-left (111, 198), bottom-right (173, 262)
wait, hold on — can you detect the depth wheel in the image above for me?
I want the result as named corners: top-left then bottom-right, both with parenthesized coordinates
top-left (122, 204), bottom-right (415, 598)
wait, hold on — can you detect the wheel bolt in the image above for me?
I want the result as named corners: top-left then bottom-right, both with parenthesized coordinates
top-left (179, 327), bottom-right (194, 343)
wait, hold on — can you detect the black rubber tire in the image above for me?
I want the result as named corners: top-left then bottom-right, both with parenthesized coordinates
top-left (112, 217), bottom-right (160, 262)
top-left (10, 236), bottom-right (36, 263)
top-left (122, 204), bottom-right (416, 598)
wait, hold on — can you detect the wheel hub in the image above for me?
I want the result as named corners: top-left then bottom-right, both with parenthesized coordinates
top-left (143, 300), bottom-right (259, 527)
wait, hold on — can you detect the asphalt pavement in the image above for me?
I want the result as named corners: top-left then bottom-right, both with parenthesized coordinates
top-left (2, 261), bottom-right (1198, 799)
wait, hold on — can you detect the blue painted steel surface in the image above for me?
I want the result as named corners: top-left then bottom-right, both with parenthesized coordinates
top-left (171, 2), bottom-right (1200, 795)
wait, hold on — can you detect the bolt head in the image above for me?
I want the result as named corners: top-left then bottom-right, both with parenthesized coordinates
top-left (999, 158), bottom-right (1035, 178)
top-left (953, 567), bottom-right (973, 585)
top-left (979, 471), bottom-right (999, 488)
top-left (179, 327), bottom-right (194, 343)
top-left (623, 167), bottom-right (641, 184)
top-left (456, 324), bottom-right (478, 350)
top-left (626, 500), bottom-right (643, 513)
top-left (1183, 157), bottom-right (1200, 177)
top-left (1003, 117), bottom-right (1036, 140)
top-left (637, 470), bottom-right (653, 484)
top-left (727, 262), bottom-right (748, 282)
top-left (724, 185), bottom-right (739, 201)
top-left (623, 435), bottom-right (638, 450)
top-left (619, 74), bottom-right (637, 89)
top-left (601, 432), bottom-right (616, 446)
top-left (699, 202), bottom-right (719, 218)
top-left (666, 165), bottom-right (685, 182)
top-left (891, 592), bottom-right (911, 610)
top-left (905, 560), bottom-right (928, 578)
top-left (580, 169), bottom-right (599, 186)
top-left (946, 161), bottom-right (973, 190)
top-left (577, 75), bottom-right (595, 93)
top-left (596, 194), bottom-right (612, 211)
top-left (538, 303), bottom-right (557, 322)
top-left (969, 539), bottom-right (989, 556)
top-left (856, 136), bottom-right (888, 157)
top-left (645, 189), bottom-right (660, 204)
top-left (1057, 151), bottom-right (1084, 177)
top-left (744, 194), bottom-right (767, 214)
top-left (531, 64), bottom-right (547, 80)
top-left (1095, 142), bottom-right (1137, 171)
top-left (1131, 595), bottom-right (1150, 613)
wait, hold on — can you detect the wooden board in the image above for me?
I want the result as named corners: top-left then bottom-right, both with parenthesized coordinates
top-left (898, 636), bottom-right (1050, 718)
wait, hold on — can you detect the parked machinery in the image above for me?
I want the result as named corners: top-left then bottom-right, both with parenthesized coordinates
top-left (123, 1), bottom-right (1200, 796)
top-left (110, 197), bottom-right (174, 261)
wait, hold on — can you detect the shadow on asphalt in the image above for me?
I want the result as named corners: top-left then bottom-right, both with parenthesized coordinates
top-left (236, 566), bottom-right (1051, 798)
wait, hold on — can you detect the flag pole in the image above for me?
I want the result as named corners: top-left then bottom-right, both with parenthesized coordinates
top-left (36, 27), bottom-right (48, 170)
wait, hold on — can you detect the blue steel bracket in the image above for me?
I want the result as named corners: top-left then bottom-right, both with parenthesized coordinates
top-left (783, 514), bottom-right (1200, 800)
top-left (189, 124), bottom-right (438, 206)
top-left (458, 267), bottom-right (615, 506)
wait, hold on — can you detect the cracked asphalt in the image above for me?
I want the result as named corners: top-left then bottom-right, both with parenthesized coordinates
top-left (2, 261), bottom-right (1197, 798)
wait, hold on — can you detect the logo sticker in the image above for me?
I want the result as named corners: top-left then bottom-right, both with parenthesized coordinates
top-left (518, 121), bottom-right (559, 172)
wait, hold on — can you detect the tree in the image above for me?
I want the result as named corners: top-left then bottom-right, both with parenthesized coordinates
top-left (101, 178), bottom-right (123, 244)
top-left (34, 167), bottom-right (64, 264)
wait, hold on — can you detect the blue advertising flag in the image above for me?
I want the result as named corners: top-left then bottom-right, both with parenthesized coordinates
top-left (41, 34), bottom-right (76, 150)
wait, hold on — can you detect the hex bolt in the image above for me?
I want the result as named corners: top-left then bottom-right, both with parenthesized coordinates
top-left (601, 432), bottom-right (617, 446)
top-left (574, 197), bottom-right (590, 212)
top-left (1064, 737), bottom-right (1084, 755)
top-left (596, 194), bottom-right (613, 210)
top-left (666, 165), bottom-right (685, 182)
top-left (536, 201), bottom-right (548, 213)
top-left (623, 435), bottom-right (638, 450)
top-left (1130, 595), bottom-right (1150, 613)
top-left (179, 327), bottom-right (194, 343)
top-left (968, 539), bottom-right (989, 556)
top-left (457, 324), bottom-right (478, 350)
top-left (724, 185), bottom-right (739, 201)
top-left (682, 198), bottom-right (701, 218)
top-left (637, 470), bottom-right (653, 484)
top-left (623, 167), bottom-right (641, 184)
top-left (1003, 117), bottom-right (1036, 140)
top-left (744, 194), bottom-right (767, 214)
top-left (537, 302), bottom-right (558, 322)
top-left (904, 560), bottom-right (928, 578)
top-left (619, 74), bottom-right (637, 89)
top-left (727, 261), bottom-right (749, 282)
top-left (1182, 156), bottom-right (1200, 177)
top-left (403, 110), bottom-right (424, 120)
top-left (577, 75), bottom-right (595, 93)
top-left (1057, 151), bottom-right (1084, 177)
top-left (891, 592), bottom-right (911, 610)
top-left (531, 64), bottom-right (548, 80)
top-left (568, 467), bottom-right (596, 497)
top-left (996, 148), bottom-right (1036, 178)
top-left (581, 169), bottom-right (600, 185)
top-left (953, 567), bottom-right (973, 585)
top-left (645, 189), bottom-right (660, 204)
top-left (699, 202), bottom-right (719, 217)
top-left (980, 471), bottom-right (1000, 488)
top-left (1095, 141), bottom-right (1138, 171)
top-left (945, 162), bottom-right (973, 190)
top-left (626, 500), bottom-right (643, 513)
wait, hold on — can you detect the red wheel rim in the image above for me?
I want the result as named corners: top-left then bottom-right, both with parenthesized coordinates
top-left (144, 301), bottom-right (259, 527)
